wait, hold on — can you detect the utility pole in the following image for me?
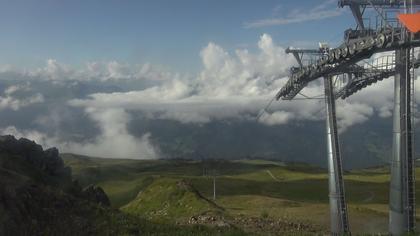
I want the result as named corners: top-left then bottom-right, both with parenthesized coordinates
top-left (213, 175), bottom-right (216, 201)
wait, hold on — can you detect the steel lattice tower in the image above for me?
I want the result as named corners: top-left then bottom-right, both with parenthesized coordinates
top-left (274, 1), bottom-right (420, 234)
top-left (390, 47), bottom-right (415, 234)
top-left (325, 75), bottom-right (350, 234)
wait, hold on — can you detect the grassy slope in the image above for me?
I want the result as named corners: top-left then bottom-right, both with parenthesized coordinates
top-left (122, 178), bottom-right (223, 222)
top-left (63, 154), bottom-right (420, 235)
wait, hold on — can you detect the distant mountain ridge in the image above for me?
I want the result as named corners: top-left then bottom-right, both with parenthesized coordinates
top-left (132, 116), bottom-right (398, 169)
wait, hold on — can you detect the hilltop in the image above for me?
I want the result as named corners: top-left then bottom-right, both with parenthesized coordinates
top-left (122, 179), bottom-right (225, 222)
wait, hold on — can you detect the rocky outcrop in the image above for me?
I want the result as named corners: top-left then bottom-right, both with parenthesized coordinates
top-left (188, 213), bottom-right (231, 228)
top-left (0, 135), bottom-right (120, 235)
top-left (82, 185), bottom-right (111, 206)
top-left (177, 179), bottom-right (224, 211)
top-left (232, 216), bottom-right (324, 234)
top-left (0, 135), bottom-right (71, 186)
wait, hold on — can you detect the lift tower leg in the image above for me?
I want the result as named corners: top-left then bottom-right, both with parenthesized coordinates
top-left (324, 76), bottom-right (350, 235)
top-left (389, 48), bottom-right (415, 235)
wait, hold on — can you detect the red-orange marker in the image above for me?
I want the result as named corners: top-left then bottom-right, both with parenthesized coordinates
top-left (398, 12), bottom-right (420, 33)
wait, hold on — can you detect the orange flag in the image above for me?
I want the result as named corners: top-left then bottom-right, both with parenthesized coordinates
top-left (398, 12), bottom-right (420, 33)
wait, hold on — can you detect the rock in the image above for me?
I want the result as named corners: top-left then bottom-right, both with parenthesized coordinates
top-left (0, 135), bottom-right (71, 184)
top-left (216, 221), bottom-right (230, 227)
top-left (0, 135), bottom-right (134, 236)
top-left (82, 185), bottom-right (111, 207)
top-left (231, 216), bottom-right (322, 234)
top-left (66, 180), bottom-right (83, 196)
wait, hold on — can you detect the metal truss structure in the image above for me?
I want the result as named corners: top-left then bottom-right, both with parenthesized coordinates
top-left (335, 53), bottom-right (420, 99)
top-left (275, 1), bottom-right (420, 235)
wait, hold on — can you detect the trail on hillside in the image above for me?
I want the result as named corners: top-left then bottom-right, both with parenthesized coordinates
top-left (362, 191), bottom-right (375, 203)
top-left (266, 170), bottom-right (281, 182)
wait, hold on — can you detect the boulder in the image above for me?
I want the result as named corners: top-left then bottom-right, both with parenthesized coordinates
top-left (82, 185), bottom-right (111, 207)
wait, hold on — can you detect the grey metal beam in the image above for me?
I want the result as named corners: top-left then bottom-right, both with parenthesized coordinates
top-left (324, 76), bottom-right (350, 235)
top-left (349, 3), bottom-right (365, 29)
top-left (334, 51), bottom-right (420, 99)
top-left (285, 47), bottom-right (321, 54)
top-left (285, 47), bottom-right (322, 68)
top-left (292, 52), bottom-right (303, 67)
top-left (338, 0), bottom-right (420, 7)
top-left (389, 48), bottom-right (415, 235)
top-left (334, 70), bottom-right (395, 99)
top-left (276, 31), bottom-right (420, 100)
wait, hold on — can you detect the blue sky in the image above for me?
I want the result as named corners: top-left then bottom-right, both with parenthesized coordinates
top-left (0, 0), bottom-right (354, 72)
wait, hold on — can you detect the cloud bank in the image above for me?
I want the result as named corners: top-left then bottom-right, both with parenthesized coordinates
top-left (0, 108), bottom-right (158, 159)
top-left (0, 84), bottom-right (44, 111)
top-left (0, 34), bottom-right (417, 159)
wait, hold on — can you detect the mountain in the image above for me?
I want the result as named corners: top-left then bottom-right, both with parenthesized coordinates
top-left (131, 116), bottom-right (399, 169)
top-left (0, 135), bottom-right (244, 236)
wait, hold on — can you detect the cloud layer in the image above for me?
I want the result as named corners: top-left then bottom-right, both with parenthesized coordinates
top-left (68, 34), bottom-right (311, 125)
top-left (0, 84), bottom-right (44, 111)
top-left (0, 108), bottom-right (158, 159)
top-left (0, 34), bottom-right (417, 159)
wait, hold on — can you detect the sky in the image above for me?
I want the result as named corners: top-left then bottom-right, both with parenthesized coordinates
top-left (0, 0), bottom-right (417, 163)
top-left (0, 0), bottom-right (353, 72)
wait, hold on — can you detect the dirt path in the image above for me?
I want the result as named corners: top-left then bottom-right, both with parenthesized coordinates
top-left (362, 191), bottom-right (375, 203)
top-left (266, 170), bottom-right (281, 182)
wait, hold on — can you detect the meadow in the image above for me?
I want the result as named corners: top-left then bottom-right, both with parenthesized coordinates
top-left (62, 154), bottom-right (418, 235)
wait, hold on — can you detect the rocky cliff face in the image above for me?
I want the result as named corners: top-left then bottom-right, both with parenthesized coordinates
top-left (0, 135), bottom-right (119, 235)
top-left (0, 135), bottom-right (71, 186)
top-left (82, 185), bottom-right (111, 207)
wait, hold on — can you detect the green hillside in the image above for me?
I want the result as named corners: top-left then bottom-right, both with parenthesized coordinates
top-left (122, 178), bottom-right (224, 222)
top-left (62, 154), bottom-right (417, 235)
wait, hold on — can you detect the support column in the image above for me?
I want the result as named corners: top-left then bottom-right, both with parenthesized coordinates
top-left (213, 176), bottom-right (216, 201)
top-left (324, 76), bottom-right (350, 235)
top-left (389, 48), bottom-right (415, 235)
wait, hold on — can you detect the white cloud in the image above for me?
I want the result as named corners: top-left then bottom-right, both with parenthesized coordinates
top-left (0, 84), bottom-right (44, 111)
top-left (0, 126), bottom-right (53, 145)
top-left (0, 34), bottom-right (416, 160)
top-left (336, 101), bottom-right (374, 133)
top-left (30, 59), bottom-right (74, 81)
top-left (4, 84), bottom-right (30, 95)
top-left (0, 108), bottom-right (158, 159)
top-left (258, 111), bottom-right (293, 125)
top-left (84, 61), bottom-right (172, 81)
top-left (21, 59), bottom-right (174, 83)
top-left (67, 34), bottom-right (401, 132)
top-left (244, 0), bottom-right (344, 28)
top-left (69, 34), bottom-right (297, 125)
top-left (60, 108), bottom-right (158, 159)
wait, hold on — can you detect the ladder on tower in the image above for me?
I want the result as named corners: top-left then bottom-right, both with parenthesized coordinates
top-left (407, 46), bottom-right (416, 230)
